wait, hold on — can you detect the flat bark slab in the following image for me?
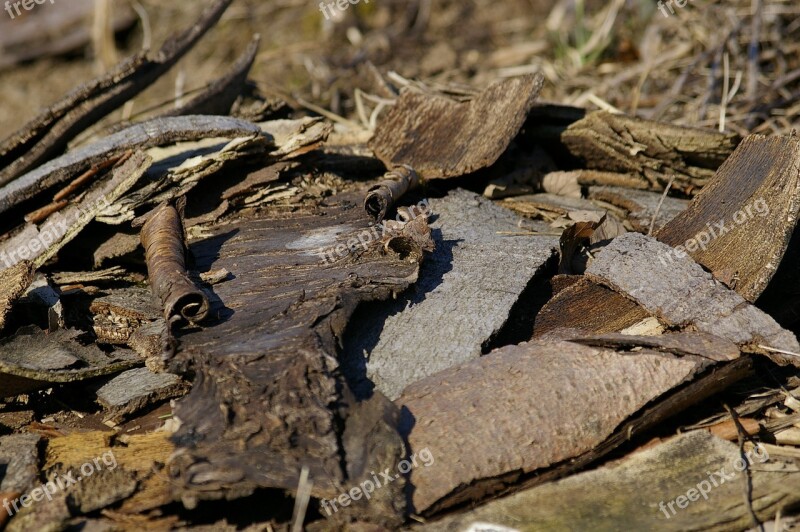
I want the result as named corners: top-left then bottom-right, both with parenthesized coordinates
top-left (397, 338), bottom-right (717, 514)
top-left (0, 434), bottom-right (40, 494)
top-left (95, 367), bottom-right (187, 423)
top-left (370, 75), bottom-right (543, 179)
top-left (167, 195), bottom-right (433, 525)
top-left (561, 111), bottom-right (739, 194)
top-left (425, 431), bottom-right (800, 531)
top-left (586, 232), bottom-right (800, 363)
top-left (0, 327), bottom-right (140, 397)
top-left (341, 189), bottom-right (558, 400)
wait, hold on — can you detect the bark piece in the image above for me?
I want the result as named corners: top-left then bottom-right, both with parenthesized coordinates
top-left (0, 0), bottom-right (234, 186)
top-left (586, 232), bottom-right (800, 364)
top-left (95, 367), bottom-right (187, 423)
top-left (0, 116), bottom-right (259, 217)
top-left (561, 111), bottom-right (740, 194)
top-left (364, 165), bottom-right (420, 222)
top-left (533, 277), bottom-right (649, 337)
top-left (565, 330), bottom-right (740, 361)
top-left (426, 431), bottom-right (799, 531)
top-left (370, 74), bottom-right (544, 179)
top-left (166, 195), bottom-right (432, 524)
top-left (0, 262), bottom-right (34, 332)
top-left (535, 135), bottom-right (800, 337)
top-left (341, 189), bottom-right (558, 400)
top-left (140, 200), bottom-right (209, 328)
top-left (0, 434), bottom-right (40, 494)
top-left (89, 286), bottom-right (161, 340)
top-left (0, 151), bottom-right (152, 269)
top-left (397, 339), bottom-right (718, 514)
top-left (0, 327), bottom-right (140, 397)
top-left (656, 134), bottom-right (800, 302)
top-left (589, 185), bottom-right (689, 232)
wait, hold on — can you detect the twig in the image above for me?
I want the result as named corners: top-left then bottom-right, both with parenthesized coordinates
top-left (648, 175), bottom-right (675, 235)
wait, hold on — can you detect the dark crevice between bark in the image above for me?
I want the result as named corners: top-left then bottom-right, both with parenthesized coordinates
top-left (482, 253), bottom-right (559, 354)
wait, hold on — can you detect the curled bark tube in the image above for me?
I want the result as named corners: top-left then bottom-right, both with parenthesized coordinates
top-left (364, 165), bottom-right (420, 222)
top-left (140, 200), bottom-right (209, 325)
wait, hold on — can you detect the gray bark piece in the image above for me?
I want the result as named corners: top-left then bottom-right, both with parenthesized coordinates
top-left (342, 189), bottom-right (558, 400)
top-left (0, 433), bottom-right (40, 493)
top-left (586, 232), bottom-right (800, 360)
top-left (96, 367), bottom-right (185, 422)
top-left (424, 431), bottom-right (799, 532)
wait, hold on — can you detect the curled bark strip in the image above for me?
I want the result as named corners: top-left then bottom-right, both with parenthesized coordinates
top-left (141, 200), bottom-right (209, 326)
top-left (364, 165), bottom-right (420, 221)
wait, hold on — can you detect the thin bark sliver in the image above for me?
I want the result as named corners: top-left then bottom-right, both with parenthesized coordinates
top-left (141, 201), bottom-right (208, 326)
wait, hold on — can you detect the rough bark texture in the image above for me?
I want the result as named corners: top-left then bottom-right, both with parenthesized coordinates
top-left (167, 195), bottom-right (433, 526)
top-left (397, 339), bottom-right (716, 515)
top-left (0, 116), bottom-right (258, 216)
top-left (656, 134), bottom-right (800, 302)
top-left (0, 261), bottom-right (34, 332)
top-left (95, 367), bottom-right (186, 423)
top-left (424, 431), bottom-right (800, 532)
top-left (341, 189), bottom-right (558, 400)
top-left (561, 111), bottom-right (740, 194)
top-left (370, 74), bottom-right (544, 179)
top-left (0, 151), bottom-right (151, 270)
top-left (586, 232), bottom-right (800, 364)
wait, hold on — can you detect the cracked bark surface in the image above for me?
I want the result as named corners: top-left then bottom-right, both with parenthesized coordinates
top-left (166, 195), bottom-right (433, 526)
